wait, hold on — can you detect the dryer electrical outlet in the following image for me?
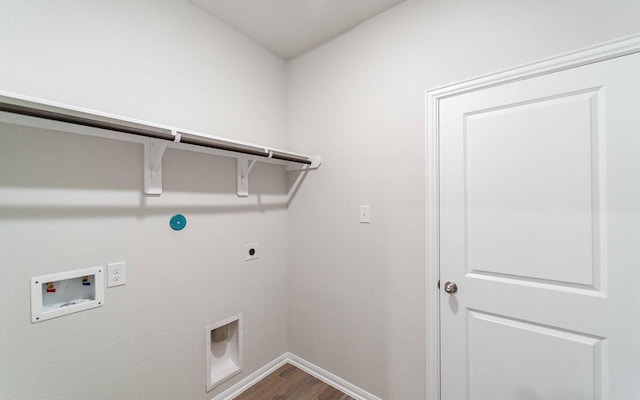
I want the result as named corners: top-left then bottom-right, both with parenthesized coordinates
top-left (245, 243), bottom-right (258, 261)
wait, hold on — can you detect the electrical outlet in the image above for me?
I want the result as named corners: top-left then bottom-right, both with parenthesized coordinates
top-left (107, 262), bottom-right (126, 287)
top-left (245, 243), bottom-right (258, 261)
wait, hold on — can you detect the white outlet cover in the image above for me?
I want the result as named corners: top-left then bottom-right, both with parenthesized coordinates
top-left (245, 243), bottom-right (258, 261)
top-left (107, 262), bottom-right (126, 287)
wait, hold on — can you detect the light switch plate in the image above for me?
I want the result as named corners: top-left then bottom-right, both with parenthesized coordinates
top-left (360, 205), bottom-right (371, 223)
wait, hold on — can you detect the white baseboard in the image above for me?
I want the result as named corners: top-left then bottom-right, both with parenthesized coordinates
top-left (285, 353), bottom-right (382, 400)
top-left (211, 352), bottom-right (382, 400)
top-left (211, 353), bottom-right (289, 400)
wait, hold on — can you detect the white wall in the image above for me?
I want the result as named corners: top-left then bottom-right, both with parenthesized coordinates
top-left (286, 0), bottom-right (640, 398)
top-left (0, 0), bottom-right (286, 146)
top-left (0, 1), bottom-right (289, 399)
top-left (4, 1), bottom-right (640, 399)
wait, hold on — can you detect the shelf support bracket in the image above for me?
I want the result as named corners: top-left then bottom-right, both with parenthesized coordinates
top-left (237, 158), bottom-right (257, 197)
top-left (144, 138), bottom-right (168, 195)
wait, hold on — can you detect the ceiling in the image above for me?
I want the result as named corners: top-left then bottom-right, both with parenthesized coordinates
top-left (189, 0), bottom-right (407, 59)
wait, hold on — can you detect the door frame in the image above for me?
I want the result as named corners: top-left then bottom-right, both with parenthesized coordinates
top-left (425, 33), bottom-right (640, 400)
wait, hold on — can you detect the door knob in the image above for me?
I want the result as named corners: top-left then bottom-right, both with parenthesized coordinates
top-left (444, 281), bottom-right (458, 294)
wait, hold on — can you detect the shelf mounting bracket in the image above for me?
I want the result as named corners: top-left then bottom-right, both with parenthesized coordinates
top-left (144, 138), bottom-right (169, 195)
top-left (237, 158), bottom-right (257, 197)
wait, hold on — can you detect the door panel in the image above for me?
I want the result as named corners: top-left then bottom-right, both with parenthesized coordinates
top-left (465, 91), bottom-right (598, 286)
top-left (438, 50), bottom-right (640, 400)
top-left (468, 310), bottom-right (605, 400)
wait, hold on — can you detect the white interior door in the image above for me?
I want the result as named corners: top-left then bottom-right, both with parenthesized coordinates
top-left (433, 43), bottom-right (640, 400)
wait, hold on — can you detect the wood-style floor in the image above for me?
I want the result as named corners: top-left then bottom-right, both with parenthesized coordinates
top-left (234, 363), bottom-right (356, 400)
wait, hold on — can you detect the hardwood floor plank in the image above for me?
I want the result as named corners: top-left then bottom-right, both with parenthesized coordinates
top-left (316, 385), bottom-right (354, 400)
top-left (285, 377), bottom-right (327, 400)
top-left (275, 363), bottom-right (299, 380)
top-left (234, 373), bottom-right (285, 400)
top-left (233, 363), bottom-right (355, 400)
top-left (265, 369), bottom-right (315, 400)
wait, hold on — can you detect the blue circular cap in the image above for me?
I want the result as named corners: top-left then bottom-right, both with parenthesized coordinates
top-left (169, 214), bottom-right (187, 231)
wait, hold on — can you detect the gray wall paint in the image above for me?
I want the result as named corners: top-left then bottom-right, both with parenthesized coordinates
top-left (286, 0), bottom-right (640, 398)
top-left (0, 0), bottom-right (286, 146)
top-left (2, 0), bottom-right (640, 399)
top-left (0, 1), bottom-right (288, 399)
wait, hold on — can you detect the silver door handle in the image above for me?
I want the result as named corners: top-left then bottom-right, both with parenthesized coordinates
top-left (444, 281), bottom-right (458, 294)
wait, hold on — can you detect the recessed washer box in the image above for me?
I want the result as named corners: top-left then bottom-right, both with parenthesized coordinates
top-left (31, 266), bottom-right (104, 323)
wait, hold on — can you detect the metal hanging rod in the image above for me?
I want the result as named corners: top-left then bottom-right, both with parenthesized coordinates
top-left (0, 91), bottom-right (312, 165)
top-left (0, 102), bottom-right (175, 141)
top-left (0, 90), bottom-right (321, 197)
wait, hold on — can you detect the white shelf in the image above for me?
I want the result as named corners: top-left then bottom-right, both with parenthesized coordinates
top-left (0, 90), bottom-right (321, 197)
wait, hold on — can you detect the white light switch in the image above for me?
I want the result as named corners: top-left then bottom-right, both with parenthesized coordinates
top-left (360, 205), bottom-right (371, 223)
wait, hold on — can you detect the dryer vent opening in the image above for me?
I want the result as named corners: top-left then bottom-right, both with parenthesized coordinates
top-left (206, 314), bottom-right (243, 391)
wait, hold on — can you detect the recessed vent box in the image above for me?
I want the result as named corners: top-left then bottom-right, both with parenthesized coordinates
top-left (206, 314), bottom-right (243, 391)
top-left (31, 266), bottom-right (104, 323)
